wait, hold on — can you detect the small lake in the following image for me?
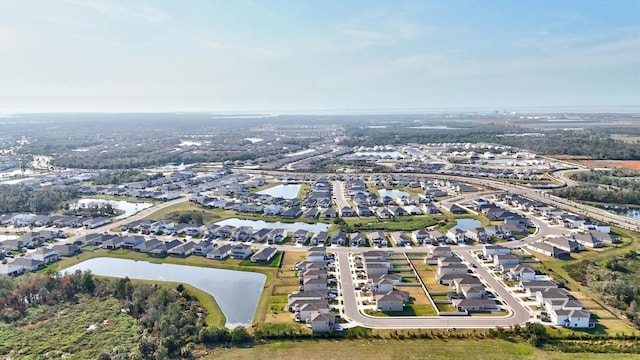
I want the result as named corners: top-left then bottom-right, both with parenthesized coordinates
top-left (352, 151), bottom-right (404, 159)
top-left (215, 218), bottom-right (329, 233)
top-left (378, 189), bottom-right (410, 199)
top-left (73, 199), bottom-right (153, 220)
top-left (600, 206), bottom-right (640, 220)
top-left (453, 218), bottom-right (482, 230)
top-left (62, 258), bottom-right (266, 328)
top-left (257, 184), bottom-right (301, 199)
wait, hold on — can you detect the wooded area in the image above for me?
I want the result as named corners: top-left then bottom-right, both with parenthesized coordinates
top-left (0, 271), bottom-right (252, 359)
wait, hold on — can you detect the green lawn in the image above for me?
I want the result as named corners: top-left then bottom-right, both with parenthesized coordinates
top-left (200, 338), bottom-right (640, 360)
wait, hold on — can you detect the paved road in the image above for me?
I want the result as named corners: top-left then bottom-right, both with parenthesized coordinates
top-left (335, 250), bottom-right (531, 329)
top-left (332, 181), bottom-right (351, 211)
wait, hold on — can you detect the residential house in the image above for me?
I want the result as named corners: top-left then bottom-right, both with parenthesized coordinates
top-left (411, 229), bottom-right (430, 245)
top-left (297, 303), bottom-right (330, 322)
top-left (319, 208), bottom-right (337, 218)
top-left (101, 236), bottom-right (125, 250)
top-left (0, 263), bottom-right (24, 276)
top-left (193, 241), bottom-right (215, 256)
top-left (231, 244), bottom-right (253, 259)
top-left (282, 207), bottom-right (302, 219)
top-left (551, 309), bottom-right (592, 328)
top-left (368, 231), bottom-right (388, 247)
top-left (83, 216), bottom-right (111, 229)
top-left (520, 280), bottom-right (559, 297)
top-left (133, 238), bottom-right (163, 253)
top-left (330, 232), bottom-right (348, 246)
top-left (350, 232), bottom-right (367, 247)
top-left (149, 239), bottom-right (182, 257)
top-left (207, 244), bottom-right (233, 260)
top-left (51, 244), bottom-right (80, 257)
top-left (168, 241), bottom-right (197, 257)
top-left (571, 233), bottom-right (603, 248)
top-left (307, 312), bottom-right (335, 333)
top-left (510, 264), bottom-right (537, 281)
top-left (452, 298), bottom-right (498, 312)
top-left (303, 277), bottom-right (327, 292)
top-left (121, 235), bottom-right (145, 250)
top-left (250, 228), bottom-right (271, 243)
top-left (427, 230), bottom-right (448, 244)
top-left (389, 231), bottom-right (411, 247)
top-left (588, 230), bottom-right (617, 244)
top-left (483, 245), bottom-right (511, 257)
top-left (11, 257), bottom-right (45, 272)
top-left (446, 228), bottom-right (467, 244)
top-left (251, 247), bottom-right (278, 263)
top-left (266, 228), bottom-right (288, 244)
top-left (374, 207), bottom-right (392, 219)
top-left (493, 254), bottom-right (521, 266)
top-left (292, 229), bottom-right (311, 245)
top-left (310, 231), bottom-right (328, 246)
top-left (465, 227), bottom-right (489, 243)
top-left (527, 242), bottom-right (570, 260)
top-left (544, 237), bottom-right (582, 253)
top-left (30, 248), bottom-right (59, 264)
top-left (375, 291), bottom-right (407, 312)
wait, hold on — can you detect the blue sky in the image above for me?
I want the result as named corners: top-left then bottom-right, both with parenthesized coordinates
top-left (0, 0), bottom-right (638, 113)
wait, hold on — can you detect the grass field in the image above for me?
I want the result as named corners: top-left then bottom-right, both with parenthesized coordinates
top-left (199, 338), bottom-right (640, 360)
top-left (0, 297), bottom-right (139, 360)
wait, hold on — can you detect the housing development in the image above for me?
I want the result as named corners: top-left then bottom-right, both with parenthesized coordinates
top-left (2, 115), bottom-right (639, 349)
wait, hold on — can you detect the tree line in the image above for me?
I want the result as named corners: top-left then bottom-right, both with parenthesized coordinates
top-left (0, 184), bottom-right (78, 214)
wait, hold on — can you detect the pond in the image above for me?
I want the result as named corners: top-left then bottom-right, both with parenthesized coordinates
top-left (378, 189), bottom-right (410, 199)
top-left (215, 218), bottom-right (329, 233)
top-left (257, 184), bottom-right (301, 199)
top-left (62, 258), bottom-right (266, 328)
top-left (453, 218), bottom-right (482, 230)
top-left (600, 206), bottom-right (640, 220)
top-left (73, 199), bottom-right (153, 220)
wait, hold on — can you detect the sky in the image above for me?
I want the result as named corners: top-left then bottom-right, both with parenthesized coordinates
top-left (0, 0), bottom-right (638, 113)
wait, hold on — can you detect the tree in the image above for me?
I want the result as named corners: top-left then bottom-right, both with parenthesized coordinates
top-left (230, 326), bottom-right (252, 345)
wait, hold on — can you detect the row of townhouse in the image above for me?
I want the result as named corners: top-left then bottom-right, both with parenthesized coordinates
top-left (288, 247), bottom-right (337, 333)
top-left (526, 230), bottom-right (616, 260)
top-left (0, 213), bottom-right (111, 229)
top-left (76, 231), bottom-right (277, 262)
top-left (429, 247), bottom-right (498, 313)
top-left (0, 244), bottom-right (81, 277)
top-left (358, 250), bottom-right (410, 312)
top-left (495, 193), bottom-right (614, 235)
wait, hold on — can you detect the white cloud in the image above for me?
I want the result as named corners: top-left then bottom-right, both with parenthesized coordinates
top-left (64, 0), bottom-right (170, 24)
